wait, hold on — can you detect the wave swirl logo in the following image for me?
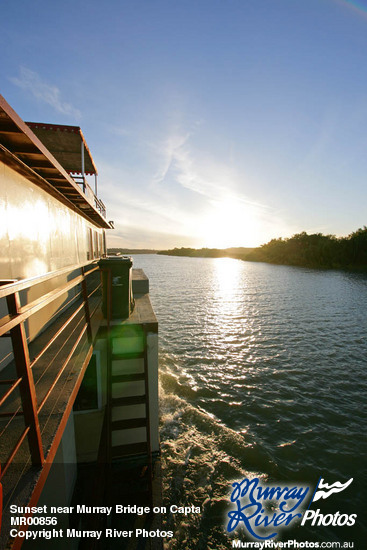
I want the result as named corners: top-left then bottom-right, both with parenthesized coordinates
top-left (311, 477), bottom-right (353, 502)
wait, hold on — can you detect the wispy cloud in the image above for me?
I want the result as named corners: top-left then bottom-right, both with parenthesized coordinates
top-left (148, 132), bottom-right (299, 246)
top-left (95, 160), bottom-right (192, 232)
top-left (152, 132), bottom-right (191, 185)
top-left (152, 131), bottom-right (269, 210)
top-left (174, 145), bottom-right (241, 201)
top-left (9, 67), bottom-right (81, 119)
top-left (97, 125), bottom-right (296, 248)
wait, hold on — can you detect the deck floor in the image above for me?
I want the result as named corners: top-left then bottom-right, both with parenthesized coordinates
top-left (0, 295), bottom-right (103, 550)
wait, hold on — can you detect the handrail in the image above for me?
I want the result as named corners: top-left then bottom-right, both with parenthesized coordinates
top-left (94, 196), bottom-right (106, 218)
top-left (70, 177), bottom-right (106, 219)
top-left (0, 260), bottom-right (97, 299)
top-left (0, 275), bottom-right (86, 339)
top-left (0, 378), bottom-right (22, 408)
top-left (0, 259), bottom-right (102, 506)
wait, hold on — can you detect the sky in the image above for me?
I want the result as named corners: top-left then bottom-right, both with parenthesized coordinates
top-left (1, 0), bottom-right (367, 249)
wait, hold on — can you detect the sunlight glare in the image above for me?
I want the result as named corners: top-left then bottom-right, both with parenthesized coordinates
top-left (213, 257), bottom-right (243, 299)
top-left (198, 198), bottom-right (262, 248)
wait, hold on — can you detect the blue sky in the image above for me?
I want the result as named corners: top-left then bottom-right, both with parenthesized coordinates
top-left (1, 0), bottom-right (367, 248)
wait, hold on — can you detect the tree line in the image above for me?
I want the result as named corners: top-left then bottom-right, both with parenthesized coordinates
top-left (157, 247), bottom-right (254, 259)
top-left (158, 227), bottom-right (367, 270)
top-left (246, 227), bottom-right (367, 269)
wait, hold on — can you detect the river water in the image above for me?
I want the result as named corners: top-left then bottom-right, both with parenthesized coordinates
top-left (132, 255), bottom-right (367, 548)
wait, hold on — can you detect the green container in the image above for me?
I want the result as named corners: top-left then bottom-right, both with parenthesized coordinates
top-left (99, 256), bottom-right (133, 319)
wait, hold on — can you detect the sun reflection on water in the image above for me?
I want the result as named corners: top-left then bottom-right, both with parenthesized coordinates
top-left (212, 257), bottom-right (244, 300)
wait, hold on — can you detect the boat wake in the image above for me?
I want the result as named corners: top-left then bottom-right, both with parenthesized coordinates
top-left (159, 358), bottom-right (276, 549)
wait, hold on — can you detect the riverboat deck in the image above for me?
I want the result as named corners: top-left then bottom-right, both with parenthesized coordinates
top-left (0, 267), bottom-right (159, 550)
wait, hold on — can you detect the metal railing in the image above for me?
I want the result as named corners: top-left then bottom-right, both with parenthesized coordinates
top-left (71, 176), bottom-right (107, 219)
top-left (94, 196), bottom-right (106, 219)
top-left (0, 260), bottom-right (103, 546)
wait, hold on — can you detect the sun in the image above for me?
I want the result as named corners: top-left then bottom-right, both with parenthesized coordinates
top-left (196, 198), bottom-right (262, 249)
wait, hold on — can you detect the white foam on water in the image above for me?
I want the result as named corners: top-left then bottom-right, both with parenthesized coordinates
top-left (159, 370), bottom-right (271, 549)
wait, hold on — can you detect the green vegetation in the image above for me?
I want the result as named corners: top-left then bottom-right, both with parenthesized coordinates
top-left (158, 227), bottom-right (367, 270)
top-left (246, 227), bottom-right (367, 269)
top-left (108, 248), bottom-right (159, 254)
top-left (157, 247), bottom-right (254, 260)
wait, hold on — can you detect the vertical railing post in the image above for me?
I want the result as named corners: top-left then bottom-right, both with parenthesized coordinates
top-left (106, 268), bottom-right (112, 463)
top-left (81, 139), bottom-right (85, 193)
top-left (81, 266), bottom-right (93, 344)
top-left (6, 292), bottom-right (44, 465)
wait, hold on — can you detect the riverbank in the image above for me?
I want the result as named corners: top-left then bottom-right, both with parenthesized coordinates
top-left (157, 247), bottom-right (253, 260)
top-left (158, 227), bottom-right (367, 272)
